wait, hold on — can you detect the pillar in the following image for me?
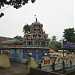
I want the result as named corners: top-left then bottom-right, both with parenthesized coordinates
top-left (36, 49), bottom-right (38, 60)
top-left (42, 50), bottom-right (45, 57)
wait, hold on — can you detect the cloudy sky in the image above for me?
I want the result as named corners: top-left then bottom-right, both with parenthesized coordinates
top-left (0, 0), bottom-right (74, 40)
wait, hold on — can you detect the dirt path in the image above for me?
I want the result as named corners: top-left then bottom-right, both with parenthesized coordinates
top-left (0, 63), bottom-right (29, 75)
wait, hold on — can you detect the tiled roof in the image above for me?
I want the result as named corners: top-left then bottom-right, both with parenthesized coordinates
top-left (0, 36), bottom-right (15, 44)
top-left (1, 39), bottom-right (23, 45)
top-left (0, 36), bottom-right (16, 49)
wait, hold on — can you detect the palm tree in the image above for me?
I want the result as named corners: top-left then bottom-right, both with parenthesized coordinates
top-left (23, 24), bottom-right (30, 34)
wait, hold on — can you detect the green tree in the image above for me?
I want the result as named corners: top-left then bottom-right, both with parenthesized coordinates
top-left (0, 0), bottom-right (36, 9)
top-left (71, 35), bottom-right (75, 43)
top-left (54, 41), bottom-right (61, 50)
top-left (23, 24), bottom-right (30, 34)
top-left (63, 28), bottom-right (75, 42)
top-left (14, 35), bottom-right (23, 41)
top-left (46, 38), bottom-right (50, 46)
top-left (50, 36), bottom-right (61, 50)
top-left (51, 36), bottom-right (56, 45)
top-left (0, 0), bottom-right (36, 18)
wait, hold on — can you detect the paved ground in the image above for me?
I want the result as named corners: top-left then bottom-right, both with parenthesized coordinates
top-left (0, 63), bottom-right (29, 75)
top-left (1, 63), bottom-right (75, 75)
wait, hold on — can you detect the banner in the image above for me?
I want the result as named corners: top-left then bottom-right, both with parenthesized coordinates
top-left (63, 41), bottom-right (75, 49)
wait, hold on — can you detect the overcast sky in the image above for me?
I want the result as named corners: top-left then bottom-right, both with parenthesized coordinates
top-left (0, 0), bottom-right (74, 40)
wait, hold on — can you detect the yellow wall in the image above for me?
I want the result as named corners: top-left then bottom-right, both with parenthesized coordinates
top-left (0, 54), bottom-right (10, 68)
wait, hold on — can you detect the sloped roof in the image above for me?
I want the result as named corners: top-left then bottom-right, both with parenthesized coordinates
top-left (1, 39), bottom-right (23, 45)
top-left (0, 36), bottom-right (15, 44)
top-left (0, 36), bottom-right (23, 49)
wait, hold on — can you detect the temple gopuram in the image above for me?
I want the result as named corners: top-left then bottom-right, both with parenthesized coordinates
top-left (0, 18), bottom-right (50, 63)
top-left (23, 18), bottom-right (50, 61)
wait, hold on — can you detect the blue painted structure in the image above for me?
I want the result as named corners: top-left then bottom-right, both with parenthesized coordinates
top-left (38, 50), bottom-right (42, 60)
top-left (63, 41), bottom-right (75, 49)
top-left (31, 50), bottom-right (36, 59)
top-left (45, 50), bottom-right (49, 56)
top-left (9, 49), bottom-right (15, 62)
top-left (10, 49), bottom-right (21, 62)
top-left (9, 48), bottom-right (49, 63)
top-left (23, 49), bottom-right (28, 59)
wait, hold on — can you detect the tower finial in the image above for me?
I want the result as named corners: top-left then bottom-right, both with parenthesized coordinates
top-left (36, 17), bottom-right (37, 22)
top-left (34, 15), bottom-right (37, 22)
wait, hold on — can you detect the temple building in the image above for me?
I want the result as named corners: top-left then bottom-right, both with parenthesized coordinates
top-left (0, 18), bottom-right (50, 63)
top-left (22, 18), bottom-right (50, 61)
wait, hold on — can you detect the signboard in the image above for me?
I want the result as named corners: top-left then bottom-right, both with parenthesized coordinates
top-left (63, 41), bottom-right (75, 49)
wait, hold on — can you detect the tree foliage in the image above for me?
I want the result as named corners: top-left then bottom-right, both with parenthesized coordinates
top-left (14, 35), bottom-right (23, 41)
top-left (0, 0), bottom-right (36, 9)
top-left (0, 0), bottom-right (36, 18)
top-left (50, 36), bottom-right (61, 50)
top-left (51, 36), bottom-right (56, 43)
top-left (23, 24), bottom-right (30, 34)
top-left (71, 35), bottom-right (75, 43)
top-left (63, 28), bottom-right (75, 42)
top-left (46, 38), bottom-right (50, 45)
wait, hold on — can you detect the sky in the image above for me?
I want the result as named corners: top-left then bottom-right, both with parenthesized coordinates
top-left (0, 0), bottom-right (74, 40)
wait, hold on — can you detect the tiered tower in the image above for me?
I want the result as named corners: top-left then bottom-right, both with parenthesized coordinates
top-left (23, 18), bottom-right (49, 47)
top-left (23, 18), bottom-right (50, 60)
